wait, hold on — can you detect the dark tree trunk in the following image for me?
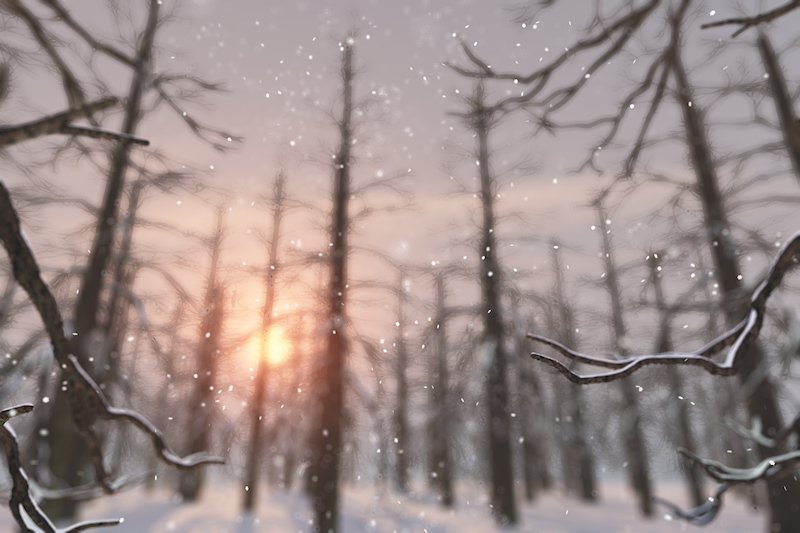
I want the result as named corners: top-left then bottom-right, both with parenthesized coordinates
top-left (243, 172), bottom-right (286, 511)
top-left (550, 242), bottom-right (598, 502)
top-left (42, 2), bottom-right (160, 521)
top-left (307, 40), bottom-right (354, 533)
top-left (670, 12), bottom-right (800, 528)
top-left (178, 209), bottom-right (225, 502)
top-left (392, 271), bottom-right (409, 492)
top-left (595, 196), bottom-right (652, 517)
top-left (473, 83), bottom-right (517, 526)
top-left (510, 302), bottom-right (551, 502)
top-left (647, 253), bottom-right (705, 508)
top-left (428, 271), bottom-right (454, 506)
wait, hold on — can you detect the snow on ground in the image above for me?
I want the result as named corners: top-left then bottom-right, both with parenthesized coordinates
top-left (0, 480), bottom-right (764, 532)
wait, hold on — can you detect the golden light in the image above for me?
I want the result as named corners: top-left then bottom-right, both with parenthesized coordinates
top-left (246, 327), bottom-right (292, 367)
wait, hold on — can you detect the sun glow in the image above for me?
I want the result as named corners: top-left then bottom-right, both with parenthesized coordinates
top-left (246, 327), bottom-right (292, 367)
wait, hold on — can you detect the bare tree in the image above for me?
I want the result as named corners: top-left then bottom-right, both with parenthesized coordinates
top-left (529, 228), bottom-right (800, 525)
top-left (306, 37), bottom-right (356, 533)
top-left (0, 109), bottom-right (221, 533)
top-left (178, 208), bottom-right (227, 502)
top-left (646, 250), bottom-right (705, 507)
top-left (243, 171), bottom-right (287, 511)
top-left (592, 194), bottom-right (653, 516)
top-left (427, 269), bottom-right (454, 506)
top-left (450, 82), bottom-right (517, 525)
top-left (548, 241), bottom-right (598, 502)
top-left (450, 1), bottom-right (800, 528)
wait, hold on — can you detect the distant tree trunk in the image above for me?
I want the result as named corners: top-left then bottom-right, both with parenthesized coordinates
top-left (428, 270), bottom-right (454, 506)
top-left (550, 242), bottom-right (597, 502)
top-left (509, 299), bottom-right (551, 502)
top-left (594, 196), bottom-right (652, 517)
top-left (243, 172), bottom-right (286, 511)
top-left (670, 13), bottom-right (800, 527)
top-left (647, 252), bottom-right (704, 508)
top-left (307, 40), bottom-right (354, 533)
top-left (178, 209), bottom-right (225, 502)
top-left (42, 2), bottom-right (160, 521)
top-left (104, 180), bottom-right (144, 386)
top-left (392, 270), bottom-right (409, 492)
top-left (472, 82), bottom-right (517, 525)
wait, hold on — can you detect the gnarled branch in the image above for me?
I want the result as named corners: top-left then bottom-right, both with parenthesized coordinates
top-left (528, 229), bottom-right (800, 384)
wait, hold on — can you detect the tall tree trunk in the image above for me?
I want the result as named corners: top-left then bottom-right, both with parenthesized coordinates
top-left (307, 40), bottom-right (354, 533)
top-left (178, 209), bottom-right (225, 501)
top-left (670, 9), bottom-right (800, 527)
top-left (473, 83), bottom-right (517, 525)
top-left (42, 2), bottom-right (160, 521)
top-left (392, 270), bottom-right (409, 492)
top-left (550, 242), bottom-right (598, 502)
top-left (428, 270), bottom-right (454, 506)
top-left (103, 180), bottom-right (144, 388)
top-left (510, 301), bottom-right (551, 502)
top-left (243, 172), bottom-right (286, 511)
top-left (647, 253), bottom-right (704, 507)
top-left (595, 196), bottom-right (653, 517)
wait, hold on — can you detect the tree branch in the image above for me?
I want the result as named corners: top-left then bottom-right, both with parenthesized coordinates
top-left (1, 405), bottom-right (122, 532)
top-left (0, 98), bottom-right (149, 147)
top-left (528, 229), bottom-right (800, 384)
top-left (0, 182), bottom-right (222, 497)
top-left (700, 0), bottom-right (800, 37)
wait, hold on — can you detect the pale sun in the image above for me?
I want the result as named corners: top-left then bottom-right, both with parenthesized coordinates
top-left (246, 327), bottom-right (292, 367)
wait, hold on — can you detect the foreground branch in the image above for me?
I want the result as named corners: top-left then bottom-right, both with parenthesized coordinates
top-left (700, 1), bottom-right (800, 37)
top-left (528, 229), bottom-right (800, 384)
top-left (1, 405), bottom-right (122, 532)
top-left (653, 482), bottom-right (729, 525)
top-left (0, 182), bottom-right (222, 494)
top-left (0, 98), bottom-right (149, 147)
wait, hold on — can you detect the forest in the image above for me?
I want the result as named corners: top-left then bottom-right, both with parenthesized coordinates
top-left (2, 1), bottom-right (800, 532)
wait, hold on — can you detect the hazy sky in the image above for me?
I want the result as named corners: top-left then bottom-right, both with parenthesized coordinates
top-left (6, 0), bottom-right (800, 351)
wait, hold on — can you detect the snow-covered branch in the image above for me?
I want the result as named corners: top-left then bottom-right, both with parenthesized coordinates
top-left (1, 405), bottom-right (123, 532)
top-left (0, 181), bottom-right (223, 519)
top-left (528, 229), bottom-right (800, 384)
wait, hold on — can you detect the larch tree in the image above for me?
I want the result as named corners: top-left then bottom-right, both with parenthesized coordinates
top-left (450, 81), bottom-right (517, 525)
top-left (306, 37), bottom-right (356, 533)
top-left (243, 171), bottom-right (287, 511)
top-left (593, 193), bottom-right (653, 517)
top-left (178, 208), bottom-right (227, 502)
top-left (452, 1), bottom-right (800, 528)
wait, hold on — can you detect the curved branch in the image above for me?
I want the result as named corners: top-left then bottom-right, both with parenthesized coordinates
top-left (0, 182), bottom-right (222, 497)
top-left (1, 405), bottom-right (122, 532)
top-left (653, 482), bottom-right (729, 525)
top-left (528, 229), bottom-right (800, 383)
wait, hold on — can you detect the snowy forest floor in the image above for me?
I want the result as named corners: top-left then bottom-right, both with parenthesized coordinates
top-left (0, 479), bottom-right (765, 532)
